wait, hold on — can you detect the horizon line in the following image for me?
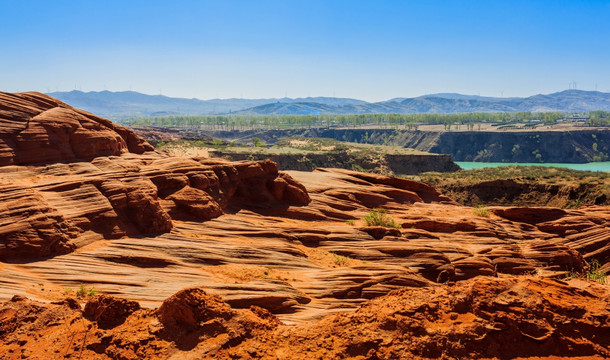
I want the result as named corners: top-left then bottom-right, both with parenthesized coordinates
top-left (39, 88), bottom-right (608, 104)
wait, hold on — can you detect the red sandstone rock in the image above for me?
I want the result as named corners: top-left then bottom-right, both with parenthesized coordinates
top-left (0, 185), bottom-right (79, 259)
top-left (0, 276), bottom-right (607, 359)
top-left (358, 226), bottom-right (402, 240)
top-left (241, 276), bottom-right (610, 360)
top-left (84, 294), bottom-right (140, 329)
top-left (0, 92), bottom-right (311, 259)
top-left (0, 92), bottom-right (153, 166)
top-left (157, 287), bottom-right (235, 333)
top-left (492, 207), bottom-right (567, 223)
top-left (277, 172), bottom-right (311, 205)
top-left (167, 185), bottom-right (224, 220)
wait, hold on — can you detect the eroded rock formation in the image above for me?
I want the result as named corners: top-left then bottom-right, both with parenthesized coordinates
top-left (0, 92), bottom-right (152, 166)
top-left (0, 276), bottom-right (608, 359)
top-left (0, 92), bottom-right (609, 359)
top-left (0, 93), bottom-right (310, 260)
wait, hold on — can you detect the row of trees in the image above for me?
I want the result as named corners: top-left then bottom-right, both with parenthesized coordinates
top-left (589, 111), bottom-right (610, 127)
top-left (124, 111), bottom-right (609, 131)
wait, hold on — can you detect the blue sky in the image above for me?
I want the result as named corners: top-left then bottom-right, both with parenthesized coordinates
top-left (1, 0), bottom-right (609, 101)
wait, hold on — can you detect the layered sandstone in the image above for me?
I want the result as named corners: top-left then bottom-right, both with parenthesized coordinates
top-left (2, 163), bottom-right (608, 321)
top-left (0, 92), bottom-right (310, 260)
top-left (0, 92), bottom-right (609, 359)
top-left (0, 92), bottom-right (152, 166)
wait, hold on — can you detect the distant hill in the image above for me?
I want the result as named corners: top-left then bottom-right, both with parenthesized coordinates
top-left (48, 91), bottom-right (366, 119)
top-left (283, 97), bottom-right (368, 106)
top-left (234, 102), bottom-right (337, 115)
top-left (238, 90), bottom-right (610, 115)
top-left (48, 89), bottom-right (610, 118)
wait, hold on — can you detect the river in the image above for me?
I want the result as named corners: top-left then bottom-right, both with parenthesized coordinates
top-left (456, 161), bottom-right (610, 172)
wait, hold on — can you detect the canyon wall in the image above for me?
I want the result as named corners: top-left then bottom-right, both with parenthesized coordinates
top-left (202, 128), bottom-right (610, 163)
top-left (209, 151), bottom-right (460, 175)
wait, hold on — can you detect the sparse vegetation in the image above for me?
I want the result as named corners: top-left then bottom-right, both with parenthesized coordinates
top-left (345, 219), bottom-right (355, 225)
top-left (75, 284), bottom-right (97, 299)
top-left (422, 166), bottom-right (610, 184)
top-left (419, 166), bottom-right (610, 208)
top-left (193, 137), bottom-right (433, 175)
top-left (331, 252), bottom-right (351, 267)
top-left (363, 209), bottom-right (401, 228)
top-left (472, 205), bottom-right (491, 217)
top-left (564, 260), bottom-right (607, 284)
top-left (76, 284), bottom-right (86, 298)
top-left (352, 164), bottom-right (367, 172)
top-left (585, 260), bottom-right (607, 284)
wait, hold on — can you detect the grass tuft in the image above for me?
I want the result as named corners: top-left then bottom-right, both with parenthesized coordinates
top-left (472, 205), bottom-right (491, 217)
top-left (585, 260), bottom-right (607, 284)
top-left (363, 209), bottom-right (401, 228)
top-left (564, 259), bottom-right (607, 284)
top-left (331, 252), bottom-right (351, 267)
top-left (75, 284), bottom-right (98, 299)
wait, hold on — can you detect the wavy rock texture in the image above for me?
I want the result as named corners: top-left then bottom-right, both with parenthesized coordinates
top-left (0, 92), bottom-right (153, 166)
top-left (0, 276), bottom-right (608, 359)
top-left (0, 153), bottom-right (309, 260)
top-left (2, 163), bottom-right (608, 323)
top-left (0, 92), bottom-right (310, 260)
top-left (0, 92), bottom-right (609, 359)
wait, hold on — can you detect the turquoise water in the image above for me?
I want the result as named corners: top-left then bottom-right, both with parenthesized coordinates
top-left (456, 161), bottom-right (610, 172)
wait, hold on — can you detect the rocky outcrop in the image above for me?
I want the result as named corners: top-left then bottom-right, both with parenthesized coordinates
top-left (2, 164), bottom-right (608, 322)
top-left (84, 294), bottom-right (141, 329)
top-left (0, 156), bottom-right (310, 260)
top-left (425, 177), bottom-right (610, 208)
top-left (157, 287), bottom-right (235, 333)
top-left (0, 289), bottom-right (280, 359)
top-left (246, 276), bottom-right (610, 360)
top-left (0, 276), bottom-right (607, 359)
top-left (0, 92), bottom-right (153, 166)
top-left (209, 150), bottom-right (460, 175)
top-left (0, 93), bottom-right (310, 260)
top-left (327, 128), bottom-right (610, 162)
top-left (492, 207), bottom-right (567, 224)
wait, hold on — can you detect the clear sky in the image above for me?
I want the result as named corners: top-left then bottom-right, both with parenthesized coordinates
top-left (1, 0), bottom-right (609, 101)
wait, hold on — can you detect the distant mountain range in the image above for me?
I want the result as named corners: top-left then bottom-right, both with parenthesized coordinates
top-left (47, 89), bottom-right (610, 118)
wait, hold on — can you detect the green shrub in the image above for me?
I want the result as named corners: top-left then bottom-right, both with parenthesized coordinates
top-left (565, 259), bottom-right (606, 284)
top-left (76, 284), bottom-right (98, 299)
top-left (76, 284), bottom-right (87, 299)
top-left (363, 209), bottom-right (401, 228)
top-left (352, 164), bottom-right (366, 172)
top-left (251, 137), bottom-right (266, 147)
top-left (585, 260), bottom-right (607, 284)
top-left (345, 219), bottom-right (355, 225)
